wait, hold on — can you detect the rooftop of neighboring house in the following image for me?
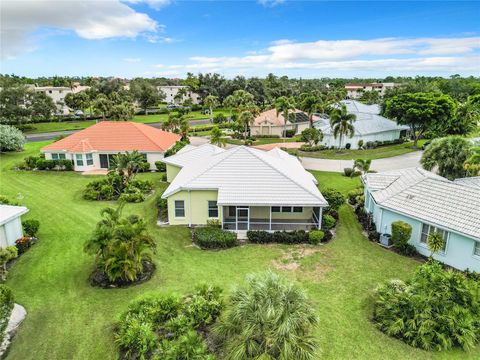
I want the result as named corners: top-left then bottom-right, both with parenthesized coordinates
top-left (41, 121), bottom-right (181, 153)
top-left (162, 145), bottom-right (327, 207)
top-left (162, 144), bottom-right (226, 168)
top-left (0, 205), bottom-right (29, 226)
top-left (254, 108), bottom-right (310, 126)
top-left (314, 100), bottom-right (409, 136)
top-left (454, 176), bottom-right (480, 189)
top-left (363, 168), bottom-right (480, 240)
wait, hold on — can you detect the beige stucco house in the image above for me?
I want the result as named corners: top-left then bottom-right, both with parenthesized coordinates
top-left (161, 144), bottom-right (328, 233)
top-left (250, 109), bottom-right (311, 137)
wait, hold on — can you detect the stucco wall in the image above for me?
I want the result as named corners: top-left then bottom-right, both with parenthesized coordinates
top-left (166, 164), bottom-right (181, 182)
top-left (250, 122), bottom-right (309, 137)
top-left (321, 130), bottom-right (402, 149)
top-left (0, 218), bottom-right (24, 247)
top-left (167, 190), bottom-right (221, 225)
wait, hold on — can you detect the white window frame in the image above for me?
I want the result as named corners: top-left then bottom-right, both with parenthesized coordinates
top-left (473, 241), bottom-right (480, 259)
top-left (86, 153), bottom-right (94, 166)
top-left (174, 200), bottom-right (185, 218)
top-left (208, 201), bottom-right (218, 218)
top-left (75, 154), bottom-right (84, 166)
top-left (51, 153), bottom-right (66, 160)
top-left (419, 223), bottom-right (449, 254)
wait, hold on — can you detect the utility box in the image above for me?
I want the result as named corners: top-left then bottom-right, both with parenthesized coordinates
top-left (379, 233), bottom-right (392, 247)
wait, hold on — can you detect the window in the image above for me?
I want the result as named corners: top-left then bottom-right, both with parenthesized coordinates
top-left (208, 201), bottom-right (218, 218)
top-left (140, 153), bottom-right (148, 162)
top-left (420, 223), bottom-right (448, 252)
top-left (281, 207), bottom-right (292, 213)
top-left (86, 153), bottom-right (93, 166)
top-left (51, 153), bottom-right (66, 160)
top-left (174, 200), bottom-right (185, 217)
top-left (272, 206), bottom-right (281, 213)
top-left (228, 206), bottom-right (236, 217)
top-left (293, 207), bottom-right (303, 213)
top-left (75, 154), bottom-right (83, 166)
top-left (474, 242), bottom-right (480, 257)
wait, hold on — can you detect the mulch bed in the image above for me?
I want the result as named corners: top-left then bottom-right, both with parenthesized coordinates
top-left (89, 260), bottom-right (155, 288)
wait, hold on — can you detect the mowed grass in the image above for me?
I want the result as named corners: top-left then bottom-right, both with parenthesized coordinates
top-left (290, 139), bottom-right (427, 160)
top-left (24, 109), bottom-right (229, 134)
top-left (1, 142), bottom-right (479, 360)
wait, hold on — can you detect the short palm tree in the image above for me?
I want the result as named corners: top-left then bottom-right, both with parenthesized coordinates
top-left (213, 272), bottom-right (318, 360)
top-left (353, 159), bottom-right (372, 175)
top-left (210, 126), bottom-right (226, 147)
top-left (204, 95), bottom-right (219, 118)
top-left (427, 231), bottom-right (445, 258)
top-left (329, 104), bottom-right (356, 148)
top-left (275, 96), bottom-right (296, 138)
top-left (110, 151), bottom-right (145, 185)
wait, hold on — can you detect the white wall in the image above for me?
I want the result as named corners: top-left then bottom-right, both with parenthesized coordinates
top-left (0, 218), bottom-right (24, 247)
top-left (321, 130), bottom-right (402, 149)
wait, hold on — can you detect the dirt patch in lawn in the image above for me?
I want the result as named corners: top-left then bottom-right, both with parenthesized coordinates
top-left (272, 246), bottom-right (321, 272)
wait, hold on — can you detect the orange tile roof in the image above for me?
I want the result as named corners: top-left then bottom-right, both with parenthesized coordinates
top-left (42, 121), bottom-right (181, 152)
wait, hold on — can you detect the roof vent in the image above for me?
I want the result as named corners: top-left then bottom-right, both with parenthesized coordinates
top-left (406, 194), bottom-right (415, 200)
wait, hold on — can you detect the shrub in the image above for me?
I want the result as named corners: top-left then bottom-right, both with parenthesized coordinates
top-left (161, 173), bottom-right (167, 182)
top-left (0, 125), bottom-right (25, 152)
top-left (213, 272), bottom-right (318, 360)
top-left (213, 113), bottom-right (227, 124)
top-left (308, 230), bottom-right (324, 245)
top-left (284, 129), bottom-right (296, 138)
top-left (155, 161), bottom-right (166, 172)
top-left (357, 139), bottom-right (364, 149)
top-left (299, 144), bottom-right (327, 152)
top-left (0, 285), bottom-right (14, 345)
top-left (343, 167), bottom-right (354, 177)
top-left (348, 188), bottom-right (364, 205)
top-left (345, 143), bottom-right (351, 149)
top-left (368, 230), bottom-right (380, 242)
top-left (206, 219), bottom-right (221, 228)
top-left (24, 156), bottom-right (38, 169)
top-left (35, 159), bottom-right (47, 170)
top-left (22, 219), bottom-right (40, 237)
top-left (192, 227), bottom-right (238, 249)
top-left (15, 236), bottom-right (34, 254)
top-left (373, 261), bottom-right (480, 351)
top-left (322, 188), bottom-right (345, 211)
top-left (246, 230), bottom-right (309, 244)
top-left (322, 214), bottom-right (336, 230)
top-left (391, 221), bottom-right (412, 252)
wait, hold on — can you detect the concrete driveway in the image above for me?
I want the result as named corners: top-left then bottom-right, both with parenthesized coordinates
top-left (300, 151), bottom-right (423, 172)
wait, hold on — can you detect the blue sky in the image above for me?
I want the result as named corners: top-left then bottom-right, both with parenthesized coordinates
top-left (2, 0), bottom-right (480, 78)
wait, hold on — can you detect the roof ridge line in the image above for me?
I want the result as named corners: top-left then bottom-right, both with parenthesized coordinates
top-left (133, 122), bottom-right (167, 151)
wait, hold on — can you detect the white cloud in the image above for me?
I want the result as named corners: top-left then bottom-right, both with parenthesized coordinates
top-left (124, 58), bottom-right (142, 62)
top-left (257, 0), bottom-right (285, 7)
top-left (124, 0), bottom-right (171, 10)
top-left (1, 0), bottom-right (159, 59)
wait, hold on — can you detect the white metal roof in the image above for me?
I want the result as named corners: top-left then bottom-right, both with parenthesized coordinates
top-left (314, 100), bottom-right (409, 136)
top-left (454, 176), bottom-right (480, 189)
top-left (162, 144), bottom-right (225, 168)
top-left (364, 169), bottom-right (480, 240)
top-left (162, 145), bottom-right (327, 207)
top-left (0, 205), bottom-right (29, 226)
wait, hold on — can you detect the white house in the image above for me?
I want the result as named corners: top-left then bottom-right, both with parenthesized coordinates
top-left (0, 205), bottom-right (29, 248)
top-left (157, 86), bottom-right (200, 105)
top-left (345, 82), bottom-right (396, 99)
top-left (250, 109), bottom-right (311, 137)
top-left (363, 168), bottom-right (480, 272)
top-left (41, 121), bottom-right (181, 172)
top-left (28, 85), bottom-right (73, 115)
top-left (314, 100), bottom-right (409, 149)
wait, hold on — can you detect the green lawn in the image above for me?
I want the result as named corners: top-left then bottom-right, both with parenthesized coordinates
top-left (1, 143), bottom-right (478, 360)
top-left (23, 109), bottom-right (229, 134)
top-left (289, 140), bottom-right (427, 160)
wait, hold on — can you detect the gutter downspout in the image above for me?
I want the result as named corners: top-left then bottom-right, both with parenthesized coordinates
top-left (188, 190), bottom-right (192, 227)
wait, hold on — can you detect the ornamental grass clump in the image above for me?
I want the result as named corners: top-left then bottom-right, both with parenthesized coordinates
top-left (373, 261), bottom-right (480, 351)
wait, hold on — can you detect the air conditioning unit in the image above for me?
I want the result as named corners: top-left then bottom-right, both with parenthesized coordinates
top-left (379, 233), bottom-right (392, 247)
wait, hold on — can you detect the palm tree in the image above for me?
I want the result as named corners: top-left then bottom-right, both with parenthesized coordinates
top-left (92, 94), bottom-right (112, 121)
top-left (300, 94), bottom-right (320, 128)
top-left (275, 96), bottom-right (296, 139)
top-left (213, 272), bottom-right (318, 360)
top-left (427, 231), bottom-right (445, 258)
top-left (223, 94), bottom-right (236, 119)
top-left (174, 87), bottom-right (188, 104)
top-left (204, 95), bottom-right (219, 119)
top-left (210, 126), bottom-right (226, 147)
top-left (329, 104), bottom-right (356, 149)
top-left (110, 151), bottom-right (145, 185)
top-left (238, 110), bottom-right (256, 141)
top-left (353, 159), bottom-right (372, 175)
top-left (179, 118), bottom-right (190, 141)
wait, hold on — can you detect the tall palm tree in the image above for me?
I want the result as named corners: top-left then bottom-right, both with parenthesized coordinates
top-left (213, 272), bottom-right (318, 360)
top-left (204, 95), bottom-right (219, 119)
top-left (275, 96), bottom-right (296, 139)
top-left (210, 126), bottom-right (226, 147)
top-left (223, 94), bottom-right (236, 119)
top-left (238, 110), bottom-right (256, 141)
top-left (329, 104), bottom-right (356, 149)
top-left (300, 94), bottom-right (320, 128)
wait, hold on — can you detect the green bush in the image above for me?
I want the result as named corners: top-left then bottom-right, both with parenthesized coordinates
top-left (373, 261), bottom-right (480, 351)
top-left (22, 219), bottom-right (40, 237)
top-left (246, 230), bottom-right (309, 244)
top-left (391, 221), bottom-right (413, 255)
top-left (345, 143), bottom-right (351, 149)
top-left (347, 188), bottom-right (364, 205)
top-left (0, 285), bottom-right (14, 345)
top-left (308, 230), bottom-right (325, 245)
top-left (322, 188), bottom-right (345, 211)
top-left (35, 159), bottom-right (47, 170)
top-left (284, 129), bottom-right (296, 138)
top-left (322, 214), bottom-right (336, 230)
top-left (299, 144), bottom-right (327, 152)
top-left (206, 219), bottom-right (221, 228)
top-left (192, 227), bottom-right (239, 249)
top-left (344, 167), bottom-right (354, 177)
top-left (155, 161), bottom-right (166, 172)
top-left (0, 124), bottom-right (25, 152)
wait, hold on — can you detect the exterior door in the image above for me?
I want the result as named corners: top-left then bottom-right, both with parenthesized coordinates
top-left (236, 207), bottom-right (249, 230)
top-left (99, 154), bottom-right (109, 169)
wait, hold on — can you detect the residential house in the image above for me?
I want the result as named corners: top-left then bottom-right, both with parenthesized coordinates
top-left (250, 108), bottom-right (311, 137)
top-left (28, 85), bottom-right (73, 114)
top-left (41, 121), bottom-right (181, 172)
top-left (345, 82), bottom-right (396, 99)
top-left (157, 86), bottom-right (200, 105)
top-left (161, 144), bottom-right (328, 233)
top-left (363, 168), bottom-right (480, 272)
top-left (0, 205), bottom-right (29, 248)
top-left (314, 100), bottom-right (409, 149)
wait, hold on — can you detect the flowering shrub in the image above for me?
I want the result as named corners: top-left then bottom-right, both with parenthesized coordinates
top-left (15, 236), bottom-right (35, 254)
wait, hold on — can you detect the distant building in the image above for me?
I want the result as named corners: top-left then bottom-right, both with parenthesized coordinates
top-left (28, 85), bottom-right (72, 115)
top-left (157, 85), bottom-right (200, 105)
top-left (345, 82), bottom-right (396, 99)
top-left (250, 109), bottom-right (311, 137)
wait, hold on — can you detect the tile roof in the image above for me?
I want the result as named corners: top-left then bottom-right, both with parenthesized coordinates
top-left (364, 169), bottom-right (480, 240)
top-left (162, 144), bottom-right (226, 168)
top-left (454, 176), bottom-right (480, 189)
top-left (162, 145), bottom-right (327, 207)
top-left (41, 121), bottom-right (181, 152)
top-left (0, 205), bottom-right (29, 226)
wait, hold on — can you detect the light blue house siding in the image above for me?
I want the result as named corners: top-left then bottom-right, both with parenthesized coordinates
top-left (364, 189), bottom-right (480, 272)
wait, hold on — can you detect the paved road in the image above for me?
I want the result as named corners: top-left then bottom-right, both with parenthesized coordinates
top-left (25, 118), bottom-right (213, 142)
top-left (300, 151), bottom-right (422, 172)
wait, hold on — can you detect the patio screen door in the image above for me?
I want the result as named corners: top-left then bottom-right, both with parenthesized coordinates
top-left (236, 207), bottom-right (249, 230)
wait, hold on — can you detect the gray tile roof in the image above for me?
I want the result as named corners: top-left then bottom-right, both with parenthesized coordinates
top-left (454, 176), bottom-right (480, 189)
top-left (162, 144), bottom-right (225, 168)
